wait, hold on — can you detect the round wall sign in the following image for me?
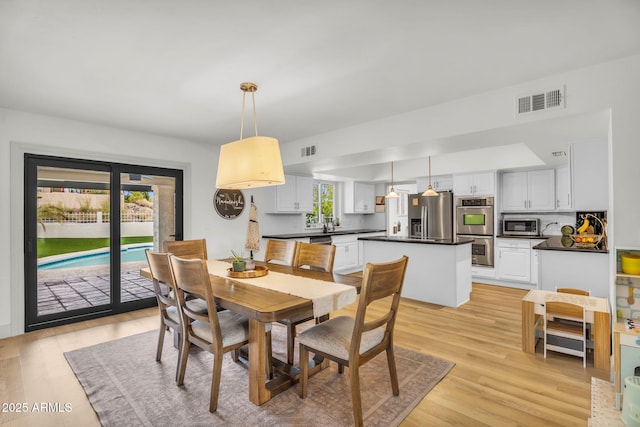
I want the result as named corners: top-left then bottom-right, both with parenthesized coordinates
top-left (214, 189), bottom-right (245, 219)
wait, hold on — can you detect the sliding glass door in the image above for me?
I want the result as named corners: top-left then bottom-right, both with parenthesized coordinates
top-left (24, 154), bottom-right (183, 331)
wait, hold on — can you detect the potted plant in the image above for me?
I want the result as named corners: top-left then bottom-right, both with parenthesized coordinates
top-left (230, 250), bottom-right (246, 272)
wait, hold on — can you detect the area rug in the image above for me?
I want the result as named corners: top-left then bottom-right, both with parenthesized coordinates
top-left (588, 377), bottom-right (624, 427)
top-left (65, 325), bottom-right (454, 426)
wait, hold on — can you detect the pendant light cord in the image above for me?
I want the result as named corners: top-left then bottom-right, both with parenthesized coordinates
top-left (239, 90), bottom-right (259, 140)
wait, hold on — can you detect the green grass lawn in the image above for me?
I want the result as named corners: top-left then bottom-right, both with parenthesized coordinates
top-left (37, 236), bottom-right (153, 258)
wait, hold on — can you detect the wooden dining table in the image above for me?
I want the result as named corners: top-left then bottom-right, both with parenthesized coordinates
top-left (142, 259), bottom-right (361, 405)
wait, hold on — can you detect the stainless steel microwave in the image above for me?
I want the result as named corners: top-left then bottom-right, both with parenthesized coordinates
top-left (502, 218), bottom-right (540, 236)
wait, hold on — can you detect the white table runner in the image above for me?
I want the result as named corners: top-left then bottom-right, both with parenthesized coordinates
top-left (207, 260), bottom-right (357, 318)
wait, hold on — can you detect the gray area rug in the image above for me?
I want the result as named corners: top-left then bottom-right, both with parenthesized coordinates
top-left (65, 324), bottom-right (454, 426)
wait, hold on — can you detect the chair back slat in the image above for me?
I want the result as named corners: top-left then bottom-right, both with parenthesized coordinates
top-left (169, 256), bottom-right (222, 344)
top-left (294, 242), bottom-right (336, 272)
top-left (557, 287), bottom-right (590, 296)
top-left (145, 250), bottom-right (176, 306)
top-left (351, 256), bottom-right (408, 356)
top-left (164, 239), bottom-right (208, 260)
top-left (264, 239), bottom-right (297, 266)
top-left (545, 301), bottom-right (584, 320)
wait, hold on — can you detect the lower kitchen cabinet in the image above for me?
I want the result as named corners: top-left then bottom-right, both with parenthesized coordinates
top-left (537, 249), bottom-right (609, 297)
top-left (495, 238), bottom-right (544, 284)
top-left (332, 234), bottom-right (359, 272)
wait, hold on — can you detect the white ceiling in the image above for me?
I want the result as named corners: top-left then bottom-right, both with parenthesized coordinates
top-left (1, 1), bottom-right (638, 182)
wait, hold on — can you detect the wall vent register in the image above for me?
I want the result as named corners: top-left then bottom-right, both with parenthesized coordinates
top-left (516, 85), bottom-right (565, 115)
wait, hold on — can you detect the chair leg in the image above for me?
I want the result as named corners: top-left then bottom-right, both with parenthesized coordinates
top-left (287, 323), bottom-right (296, 365)
top-left (338, 364), bottom-right (344, 374)
top-left (156, 319), bottom-right (166, 362)
top-left (176, 336), bottom-right (190, 386)
top-left (386, 345), bottom-right (399, 396)
top-left (266, 330), bottom-right (273, 379)
top-left (298, 344), bottom-right (309, 399)
top-left (209, 353), bottom-right (223, 412)
top-left (232, 349), bottom-right (239, 362)
top-left (349, 365), bottom-right (364, 427)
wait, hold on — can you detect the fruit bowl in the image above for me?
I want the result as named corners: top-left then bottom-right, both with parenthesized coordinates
top-left (570, 233), bottom-right (603, 248)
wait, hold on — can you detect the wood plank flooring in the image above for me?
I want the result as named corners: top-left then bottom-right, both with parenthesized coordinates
top-left (0, 283), bottom-right (608, 426)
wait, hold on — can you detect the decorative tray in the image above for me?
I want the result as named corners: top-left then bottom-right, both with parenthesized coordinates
top-left (227, 265), bottom-right (269, 278)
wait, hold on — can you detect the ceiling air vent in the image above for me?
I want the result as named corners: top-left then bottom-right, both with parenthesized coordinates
top-left (516, 86), bottom-right (565, 116)
top-left (301, 145), bottom-right (317, 157)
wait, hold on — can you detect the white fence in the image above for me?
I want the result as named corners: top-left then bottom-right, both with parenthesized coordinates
top-left (40, 211), bottom-right (153, 224)
top-left (38, 222), bottom-right (153, 239)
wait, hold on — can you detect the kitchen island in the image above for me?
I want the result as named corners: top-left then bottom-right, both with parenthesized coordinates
top-left (359, 236), bottom-right (474, 307)
top-left (533, 236), bottom-right (609, 297)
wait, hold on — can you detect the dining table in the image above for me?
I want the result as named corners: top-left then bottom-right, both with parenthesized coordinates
top-left (141, 259), bottom-right (361, 405)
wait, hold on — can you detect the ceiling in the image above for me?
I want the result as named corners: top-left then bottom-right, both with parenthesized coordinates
top-left (1, 1), bottom-right (639, 182)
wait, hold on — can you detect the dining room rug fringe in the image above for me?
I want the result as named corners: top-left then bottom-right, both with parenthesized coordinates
top-left (65, 324), bottom-right (453, 426)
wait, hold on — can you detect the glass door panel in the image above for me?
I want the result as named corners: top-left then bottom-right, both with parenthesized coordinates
top-left (119, 172), bottom-right (176, 303)
top-left (35, 165), bottom-right (112, 317)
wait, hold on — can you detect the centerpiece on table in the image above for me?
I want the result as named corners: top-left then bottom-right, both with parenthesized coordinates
top-left (228, 250), bottom-right (268, 278)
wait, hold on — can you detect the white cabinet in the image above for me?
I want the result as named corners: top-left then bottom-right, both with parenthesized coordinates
top-left (555, 166), bottom-right (572, 210)
top-left (344, 181), bottom-right (375, 214)
top-left (497, 239), bottom-right (532, 283)
top-left (453, 172), bottom-right (495, 196)
top-left (264, 175), bottom-right (313, 213)
top-left (501, 169), bottom-right (555, 212)
top-left (416, 175), bottom-right (453, 192)
top-left (570, 140), bottom-right (608, 211)
top-left (332, 234), bottom-right (359, 272)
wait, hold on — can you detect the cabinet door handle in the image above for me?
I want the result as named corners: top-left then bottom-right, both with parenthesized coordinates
top-left (524, 200), bottom-right (527, 209)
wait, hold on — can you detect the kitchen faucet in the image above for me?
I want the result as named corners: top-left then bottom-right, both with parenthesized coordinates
top-left (541, 221), bottom-right (558, 236)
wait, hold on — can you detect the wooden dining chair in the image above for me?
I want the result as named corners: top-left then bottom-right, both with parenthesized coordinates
top-left (264, 239), bottom-right (297, 266)
top-left (294, 242), bottom-right (336, 272)
top-left (298, 256), bottom-right (409, 427)
top-left (278, 241), bottom-right (337, 365)
top-left (543, 300), bottom-right (587, 367)
top-left (170, 255), bottom-right (252, 412)
top-left (145, 250), bottom-right (208, 380)
top-left (164, 238), bottom-right (208, 259)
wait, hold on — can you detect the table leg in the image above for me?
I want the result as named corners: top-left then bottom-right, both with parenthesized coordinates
top-left (248, 319), bottom-right (271, 405)
top-left (593, 311), bottom-right (611, 371)
top-left (522, 300), bottom-right (536, 353)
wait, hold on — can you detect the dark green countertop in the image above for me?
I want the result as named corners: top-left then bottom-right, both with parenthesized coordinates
top-left (532, 236), bottom-right (608, 253)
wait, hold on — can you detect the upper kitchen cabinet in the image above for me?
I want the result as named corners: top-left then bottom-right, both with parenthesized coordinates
top-left (416, 175), bottom-right (453, 192)
top-left (555, 165), bottom-right (572, 211)
top-left (501, 169), bottom-right (555, 212)
top-left (264, 174), bottom-right (313, 214)
top-left (570, 140), bottom-right (609, 211)
top-left (344, 181), bottom-right (375, 214)
top-left (453, 172), bottom-right (495, 196)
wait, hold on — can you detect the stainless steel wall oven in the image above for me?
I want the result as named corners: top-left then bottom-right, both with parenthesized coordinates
top-left (455, 196), bottom-right (494, 267)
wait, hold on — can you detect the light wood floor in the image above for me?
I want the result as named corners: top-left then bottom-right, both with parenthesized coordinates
top-left (0, 283), bottom-right (608, 426)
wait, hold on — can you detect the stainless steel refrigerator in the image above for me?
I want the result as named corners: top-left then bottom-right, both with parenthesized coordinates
top-left (408, 191), bottom-right (453, 240)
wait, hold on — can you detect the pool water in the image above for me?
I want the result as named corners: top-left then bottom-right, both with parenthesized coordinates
top-left (38, 245), bottom-right (153, 270)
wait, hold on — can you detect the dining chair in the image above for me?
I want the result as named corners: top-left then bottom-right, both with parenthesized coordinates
top-left (145, 250), bottom-right (208, 380)
top-left (164, 238), bottom-right (208, 259)
top-left (170, 255), bottom-right (273, 411)
top-left (293, 242), bottom-right (336, 272)
top-left (298, 256), bottom-right (409, 427)
top-left (264, 239), bottom-right (297, 266)
top-left (278, 241), bottom-right (337, 365)
top-left (543, 300), bottom-right (587, 367)
top-left (556, 287), bottom-right (590, 296)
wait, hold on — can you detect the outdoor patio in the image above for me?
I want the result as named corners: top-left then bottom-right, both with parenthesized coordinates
top-left (37, 261), bottom-right (156, 315)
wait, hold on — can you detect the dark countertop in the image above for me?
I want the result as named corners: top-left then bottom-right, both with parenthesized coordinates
top-left (495, 235), bottom-right (550, 240)
top-left (358, 236), bottom-right (474, 245)
top-left (262, 228), bottom-right (386, 239)
top-left (532, 236), bottom-right (608, 253)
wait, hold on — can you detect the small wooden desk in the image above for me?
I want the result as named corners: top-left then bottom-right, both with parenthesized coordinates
top-left (521, 289), bottom-right (611, 371)
top-left (141, 260), bottom-right (361, 405)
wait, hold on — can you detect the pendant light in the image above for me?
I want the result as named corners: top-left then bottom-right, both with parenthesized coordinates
top-left (385, 161), bottom-right (400, 199)
top-left (422, 155), bottom-right (438, 197)
top-left (216, 82), bottom-right (285, 189)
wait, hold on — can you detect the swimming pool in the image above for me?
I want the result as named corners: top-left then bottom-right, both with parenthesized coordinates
top-left (38, 245), bottom-right (153, 270)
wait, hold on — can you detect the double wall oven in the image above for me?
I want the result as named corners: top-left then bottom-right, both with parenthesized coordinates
top-left (455, 196), bottom-right (494, 267)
